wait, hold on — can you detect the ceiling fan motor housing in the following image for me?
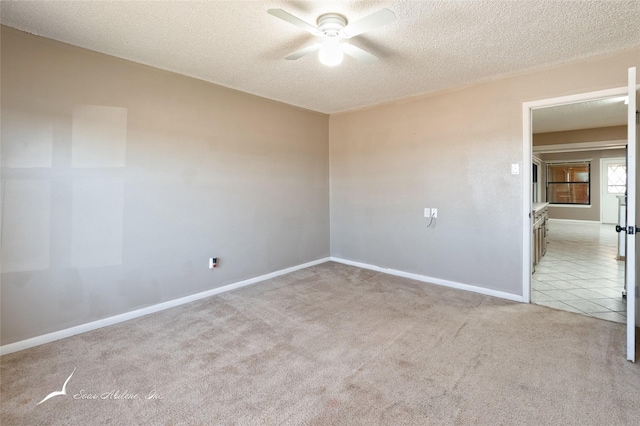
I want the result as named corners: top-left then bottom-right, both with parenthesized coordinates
top-left (268, 8), bottom-right (396, 64)
top-left (317, 13), bottom-right (347, 38)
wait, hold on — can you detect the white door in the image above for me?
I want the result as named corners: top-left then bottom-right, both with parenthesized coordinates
top-left (601, 158), bottom-right (626, 224)
top-left (625, 67), bottom-right (638, 362)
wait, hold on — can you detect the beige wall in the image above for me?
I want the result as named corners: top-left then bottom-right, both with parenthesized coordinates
top-left (0, 27), bottom-right (330, 345)
top-left (2, 24), bottom-right (639, 346)
top-left (330, 47), bottom-right (639, 296)
top-left (539, 149), bottom-right (627, 221)
top-left (534, 125), bottom-right (627, 145)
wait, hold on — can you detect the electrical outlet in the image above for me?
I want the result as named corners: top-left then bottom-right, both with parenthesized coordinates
top-left (209, 258), bottom-right (217, 269)
top-left (431, 208), bottom-right (438, 218)
top-left (424, 208), bottom-right (430, 218)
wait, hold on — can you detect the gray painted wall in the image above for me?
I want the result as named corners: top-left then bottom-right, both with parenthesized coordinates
top-left (0, 28), bottom-right (330, 345)
top-left (2, 25), bottom-right (639, 347)
top-left (329, 47), bottom-right (640, 296)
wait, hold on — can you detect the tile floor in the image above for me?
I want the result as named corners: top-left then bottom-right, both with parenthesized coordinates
top-left (532, 219), bottom-right (627, 323)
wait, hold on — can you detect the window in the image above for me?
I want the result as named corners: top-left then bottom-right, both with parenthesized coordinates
top-left (607, 163), bottom-right (626, 194)
top-left (546, 162), bottom-right (590, 205)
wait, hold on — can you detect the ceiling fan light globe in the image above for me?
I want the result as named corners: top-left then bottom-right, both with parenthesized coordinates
top-left (319, 42), bottom-right (343, 67)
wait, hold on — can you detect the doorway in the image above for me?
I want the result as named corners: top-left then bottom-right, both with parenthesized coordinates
top-left (522, 74), bottom-right (638, 361)
top-left (522, 86), bottom-right (629, 304)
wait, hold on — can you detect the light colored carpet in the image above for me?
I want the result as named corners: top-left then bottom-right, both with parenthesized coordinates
top-left (1, 262), bottom-right (639, 425)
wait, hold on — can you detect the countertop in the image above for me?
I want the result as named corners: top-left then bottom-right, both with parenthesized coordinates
top-left (532, 202), bottom-right (549, 213)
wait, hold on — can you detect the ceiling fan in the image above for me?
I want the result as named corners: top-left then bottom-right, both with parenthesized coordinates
top-left (267, 8), bottom-right (396, 67)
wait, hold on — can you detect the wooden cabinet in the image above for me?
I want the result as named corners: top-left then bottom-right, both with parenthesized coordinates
top-left (532, 203), bottom-right (548, 272)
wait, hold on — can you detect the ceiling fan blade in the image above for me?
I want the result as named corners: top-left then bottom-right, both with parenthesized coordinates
top-left (285, 43), bottom-right (322, 60)
top-left (342, 43), bottom-right (379, 64)
top-left (342, 8), bottom-right (396, 38)
top-left (267, 9), bottom-right (322, 36)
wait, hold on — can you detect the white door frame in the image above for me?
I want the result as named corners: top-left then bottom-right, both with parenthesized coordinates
top-left (600, 157), bottom-right (627, 224)
top-left (522, 86), bottom-right (628, 303)
top-left (626, 67), bottom-right (637, 362)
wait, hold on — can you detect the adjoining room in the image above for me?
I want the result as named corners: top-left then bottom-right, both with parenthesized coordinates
top-left (531, 100), bottom-right (628, 322)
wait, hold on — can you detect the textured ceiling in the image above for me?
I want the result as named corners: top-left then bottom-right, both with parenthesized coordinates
top-left (533, 96), bottom-right (629, 133)
top-left (1, 1), bottom-right (639, 114)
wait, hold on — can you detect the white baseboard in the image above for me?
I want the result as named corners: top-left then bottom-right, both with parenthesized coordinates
top-left (1, 256), bottom-right (522, 355)
top-left (330, 257), bottom-right (523, 303)
top-left (0, 257), bottom-right (331, 356)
